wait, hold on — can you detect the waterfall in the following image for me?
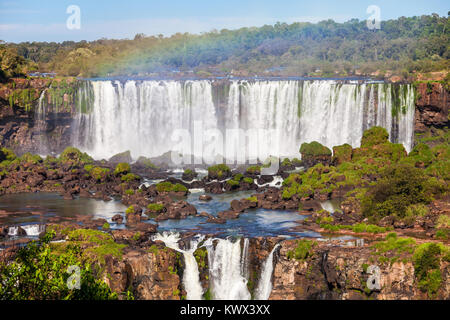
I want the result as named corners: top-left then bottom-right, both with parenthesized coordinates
top-left (151, 234), bottom-right (281, 301)
top-left (73, 80), bottom-right (416, 160)
top-left (153, 232), bottom-right (204, 300)
top-left (254, 244), bottom-right (280, 300)
top-left (205, 237), bottom-right (251, 300)
top-left (240, 238), bottom-right (250, 280)
top-left (35, 89), bottom-right (48, 155)
top-left (8, 224), bottom-right (46, 237)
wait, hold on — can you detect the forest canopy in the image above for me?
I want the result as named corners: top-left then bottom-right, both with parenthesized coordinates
top-left (1, 14), bottom-right (449, 78)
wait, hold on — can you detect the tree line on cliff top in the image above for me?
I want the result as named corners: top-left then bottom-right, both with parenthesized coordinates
top-left (1, 14), bottom-right (449, 79)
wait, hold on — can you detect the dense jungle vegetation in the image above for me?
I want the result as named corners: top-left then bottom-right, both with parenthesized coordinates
top-left (1, 14), bottom-right (449, 79)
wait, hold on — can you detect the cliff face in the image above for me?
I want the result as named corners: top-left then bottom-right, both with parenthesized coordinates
top-left (97, 238), bottom-right (449, 300)
top-left (0, 78), bottom-right (78, 155)
top-left (103, 247), bottom-right (182, 300)
top-left (414, 82), bottom-right (449, 133)
top-left (270, 240), bottom-right (450, 300)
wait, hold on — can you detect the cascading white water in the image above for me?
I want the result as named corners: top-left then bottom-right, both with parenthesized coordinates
top-left (254, 244), bottom-right (280, 300)
top-left (152, 232), bottom-right (204, 300)
top-left (72, 80), bottom-right (416, 160)
top-left (205, 237), bottom-right (251, 300)
top-left (151, 234), bottom-right (281, 301)
top-left (35, 89), bottom-right (48, 155)
top-left (8, 224), bottom-right (46, 237)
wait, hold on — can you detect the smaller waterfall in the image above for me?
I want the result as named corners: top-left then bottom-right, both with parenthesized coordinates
top-left (254, 244), bottom-right (280, 300)
top-left (8, 224), bottom-right (46, 237)
top-left (153, 232), bottom-right (204, 300)
top-left (240, 238), bottom-right (250, 280)
top-left (205, 238), bottom-right (251, 300)
top-left (151, 234), bottom-right (281, 301)
top-left (35, 89), bottom-right (48, 154)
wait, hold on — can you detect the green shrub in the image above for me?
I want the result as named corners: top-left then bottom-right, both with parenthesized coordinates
top-left (360, 126), bottom-right (389, 147)
top-left (20, 152), bottom-right (43, 164)
top-left (246, 166), bottom-right (261, 174)
top-left (0, 147), bottom-right (16, 162)
top-left (114, 163), bottom-right (131, 175)
top-left (406, 143), bottom-right (435, 167)
top-left (436, 229), bottom-right (449, 240)
top-left (332, 144), bottom-right (352, 164)
top-left (361, 163), bottom-right (434, 222)
top-left (232, 173), bottom-right (243, 181)
top-left (373, 233), bottom-right (416, 255)
top-left (146, 203), bottom-right (165, 213)
top-left (124, 189), bottom-right (134, 195)
top-left (0, 233), bottom-right (117, 300)
top-left (287, 240), bottom-right (315, 260)
top-left (121, 173), bottom-right (140, 182)
top-left (243, 177), bottom-right (254, 184)
top-left (208, 164), bottom-right (231, 178)
top-left (125, 206), bottom-right (135, 215)
top-left (413, 243), bottom-right (442, 297)
top-left (155, 182), bottom-right (188, 193)
top-left (173, 183), bottom-right (188, 192)
top-left (300, 141), bottom-right (332, 156)
top-left (226, 179), bottom-right (240, 187)
top-left (60, 147), bottom-right (93, 164)
top-left (436, 215), bottom-right (450, 229)
top-left (90, 167), bottom-right (110, 182)
top-left (247, 196), bottom-right (258, 203)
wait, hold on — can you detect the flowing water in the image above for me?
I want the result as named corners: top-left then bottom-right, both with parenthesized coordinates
top-left (72, 79), bottom-right (416, 161)
top-left (254, 244), bottom-right (281, 300)
top-left (152, 233), bottom-right (282, 301)
top-left (153, 232), bottom-right (205, 300)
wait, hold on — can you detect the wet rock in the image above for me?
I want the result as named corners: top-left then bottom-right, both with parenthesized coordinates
top-left (112, 214), bottom-right (124, 224)
top-left (217, 210), bottom-right (240, 220)
top-left (16, 226), bottom-right (27, 236)
top-left (25, 174), bottom-right (44, 188)
top-left (206, 216), bottom-right (226, 224)
top-left (132, 222), bottom-right (158, 234)
top-left (415, 82), bottom-right (449, 132)
top-left (109, 150), bottom-right (132, 164)
top-left (182, 170), bottom-right (198, 182)
top-left (155, 201), bottom-right (197, 221)
top-left (199, 195), bottom-right (212, 202)
top-left (204, 182), bottom-right (223, 194)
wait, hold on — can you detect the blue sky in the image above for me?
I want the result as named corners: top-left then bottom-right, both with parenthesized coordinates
top-left (0, 0), bottom-right (448, 43)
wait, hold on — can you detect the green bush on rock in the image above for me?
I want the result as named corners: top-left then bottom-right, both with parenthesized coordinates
top-left (0, 148), bottom-right (16, 162)
top-left (121, 173), bottom-right (140, 182)
top-left (287, 239), bottom-right (315, 260)
top-left (0, 232), bottom-right (118, 300)
top-left (146, 203), bottom-right (165, 213)
top-left (208, 164), bottom-right (231, 179)
top-left (413, 243), bottom-right (443, 297)
top-left (361, 163), bottom-right (435, 223)
top-left (155, 182), bottom-right (188, 193)
top-left (114, 163), bottom-right (131, 176)
top-left (59, 147), bottom-right (93, 165)
top-left (360, 127), bottom-right (389, 147)
top-left (300, 141), bottom-right (332, 157)
top-left (89, 167), bottom-right (110, 182)
top-left (332, 144), bottom-right (352, 165)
